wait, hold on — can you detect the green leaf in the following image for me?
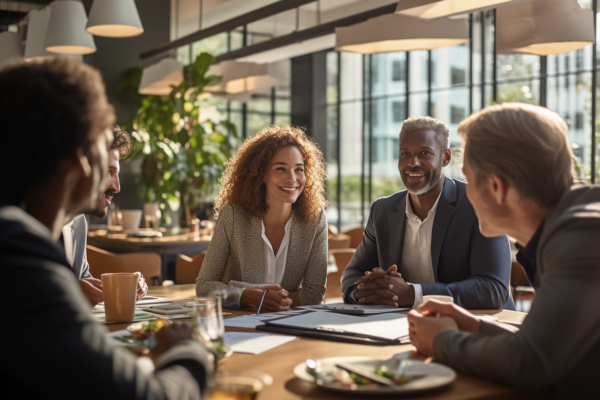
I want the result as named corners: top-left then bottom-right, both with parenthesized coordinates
top-left (184, 101), bottom-right (194, 112)
top-left (166, 193), bottom-right (181, 211)
top-left (194, 52), bottom-right (215, 75)
top-left (163, 171), bottom-right (172, 181)
top-left (209, 132), bottom-right (227, 143)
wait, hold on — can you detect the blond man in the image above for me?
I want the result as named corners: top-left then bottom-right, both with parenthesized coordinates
top-left (408, 103), bottom-right (600, 398)
top-left (341, 116), bottom-right (513, 309)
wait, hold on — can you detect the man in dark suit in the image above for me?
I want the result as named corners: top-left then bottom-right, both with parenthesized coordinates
top-left (408, 103), bottom-right (600, 399)
top-left (341, 116), bottom-right (513, 310)
top-left (0, 57), bottom-right (211, 399)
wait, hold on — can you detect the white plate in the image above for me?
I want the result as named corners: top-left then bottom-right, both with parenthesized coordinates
top-left (293, 356), bottom-right (456, 395)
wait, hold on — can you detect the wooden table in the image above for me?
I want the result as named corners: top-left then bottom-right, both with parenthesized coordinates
top-left (110, 285), bottom-right (550, 400)
top-left (88, 231), bottom-right (212, 280)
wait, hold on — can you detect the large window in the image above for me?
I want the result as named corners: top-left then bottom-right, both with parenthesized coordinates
top-left (326, 1), bottom-right (599, 230)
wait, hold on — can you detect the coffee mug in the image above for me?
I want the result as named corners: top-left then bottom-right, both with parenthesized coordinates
top-left (101, 273), bottom-right (139, 322)
top-left (120, 210), bottom-right (143, 230)
top-left (422, 295), bottom-right (454, 305)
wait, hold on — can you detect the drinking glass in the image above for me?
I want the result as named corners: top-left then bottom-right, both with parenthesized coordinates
top-left (193, 295), bottom-right (225, 348)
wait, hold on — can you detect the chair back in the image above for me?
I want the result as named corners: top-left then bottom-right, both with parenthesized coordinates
top-left (328, 234), bottom-right (352, 250)
top-left (86, 245), bottom-right (162, 285)
top-left (343, 227), bottom-right (365, 249)
top-left (327, 224), bottom-right (339, 236)
top-left (325, 249), bottom-right (356, 299)
top-left (510, 262), bottom-right (530, 287)
top-left (175, 251), bottom-right (207, 284)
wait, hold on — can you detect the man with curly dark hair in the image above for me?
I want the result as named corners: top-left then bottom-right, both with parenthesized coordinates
top-left (62, 124), bottom-right (148, 307)
top-left (0, 57), bottom-right (211, 399)
top-left (196, 125), bottom-right (329, 310)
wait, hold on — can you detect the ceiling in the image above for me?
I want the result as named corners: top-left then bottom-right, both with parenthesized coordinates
top-left (0, 0), bottom-right (46, 32)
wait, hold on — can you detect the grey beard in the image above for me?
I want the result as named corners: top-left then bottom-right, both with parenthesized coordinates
top-left (406, 170), bottom-right (445, 196)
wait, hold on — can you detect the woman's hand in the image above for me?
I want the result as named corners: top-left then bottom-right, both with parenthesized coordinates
top-left (415, 299), bottom-right (481, 333)
top-left (240, 285), bottom-right (293, 312)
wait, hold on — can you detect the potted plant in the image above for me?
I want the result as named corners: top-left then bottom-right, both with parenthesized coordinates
top-left (119, 53), bottom-right (239, 227)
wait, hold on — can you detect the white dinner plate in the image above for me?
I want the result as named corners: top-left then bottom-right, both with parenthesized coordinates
top-left (293, 356), bottom-right (456, 395)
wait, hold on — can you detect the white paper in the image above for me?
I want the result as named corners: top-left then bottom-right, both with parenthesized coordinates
top-left (224, 311), bottom-right (305, 328)
top-left (224, 332), bottom-right (295, 354)
top-left (268, 312), bottom-right (409, 341)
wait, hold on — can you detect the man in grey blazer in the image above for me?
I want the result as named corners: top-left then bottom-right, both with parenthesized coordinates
top-left (62, 125), bottom-right (148, 306)
top-left (408, 103), bottom-right (599, 398)
top-left (342, 117), bottom-right (513, 310)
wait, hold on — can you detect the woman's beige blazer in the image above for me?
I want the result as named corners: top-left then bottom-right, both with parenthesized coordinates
top-left (195, 202), bottom-right (328, 305)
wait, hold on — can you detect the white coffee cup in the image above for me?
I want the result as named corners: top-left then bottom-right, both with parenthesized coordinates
top-left (120, 210), bottom-right (143, 230)
top-left (422, 295), bottom-right (454, 305)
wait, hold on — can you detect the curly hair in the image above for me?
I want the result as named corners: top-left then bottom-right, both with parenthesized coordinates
top-left (112, 124), bottom-right (132, 158)
top-left (214, 125), bottom-right (328, 223)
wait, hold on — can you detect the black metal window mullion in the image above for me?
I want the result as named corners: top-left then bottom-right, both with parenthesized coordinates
top-left (492, 9), bottom-right (497, 104)
top-left (481, 11), bottom-right (486, 109)
top-left (405, 52), bottom-right (411, 117)
top-left (540, 56), bottom-right (547, 108)
top-left (271, 87), bottom-right (276, 124)
top-left (368, 54), bottom-right (374, 208)
top-left (427, 50), bottom-right (433, 116)
top-left (336, 52), bottom-right (342, 230)
top-left (592, 0), bottom-right (597, 184)
top-left (241, 25), bottom-right (248, 139)
top-left (469, 13), bottom-right (474, 115)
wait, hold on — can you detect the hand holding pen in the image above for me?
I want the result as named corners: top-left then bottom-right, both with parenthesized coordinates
top-left (241, 284), bottom-right (292, 313)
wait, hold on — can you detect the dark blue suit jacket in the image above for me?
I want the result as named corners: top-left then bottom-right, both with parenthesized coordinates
top-left (341, 177), bottom-right (514, 310)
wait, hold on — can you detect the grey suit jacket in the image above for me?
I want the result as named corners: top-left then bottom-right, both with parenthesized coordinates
top-left (0, 205), bottom-right (212, 399)
top-left (433, 185), bottom-right (600, 399)
top-left (196, 202), bottom-right (328, 306)
top-left (342, 177), bottom-right (513, 309)
top-left (62, 214), bottom-right (92, 279)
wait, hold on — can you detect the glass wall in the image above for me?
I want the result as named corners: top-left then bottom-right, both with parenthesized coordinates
top-left (327, 2), bottom-right (600, 231)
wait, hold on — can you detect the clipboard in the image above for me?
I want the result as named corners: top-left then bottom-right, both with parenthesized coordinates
top-left (257, 311), bottom-right (410, 346)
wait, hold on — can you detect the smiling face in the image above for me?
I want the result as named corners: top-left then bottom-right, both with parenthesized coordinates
top-left (264, 145), bottom-right (306, 206)
top-left (398, 129), bottom-right (450, 195)
top-left (92, 148), bottom-right (121, 218)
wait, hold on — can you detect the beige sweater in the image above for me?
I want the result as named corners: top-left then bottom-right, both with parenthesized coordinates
top-left (195, 202), bottom-right (328, 306)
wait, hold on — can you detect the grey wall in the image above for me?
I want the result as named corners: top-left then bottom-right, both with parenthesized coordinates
top-left (82, 0), bottom-right (170, 217)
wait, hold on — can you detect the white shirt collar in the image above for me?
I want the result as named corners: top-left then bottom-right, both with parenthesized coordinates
top-left (405, 185), bottom-right (444, 223)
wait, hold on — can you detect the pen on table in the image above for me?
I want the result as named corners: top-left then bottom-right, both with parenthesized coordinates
top-left (257, 290), bottom-right (267, 315)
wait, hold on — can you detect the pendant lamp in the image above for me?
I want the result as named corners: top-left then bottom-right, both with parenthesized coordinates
top-left (497, 0), bottom-right (594, 56)
top-left (204, 61), bottom-right (279, 94)
top-left (335, 13), bottom-right (468, 54)
top-left (24, 9), bottom-right (52, 60)
top-left (396, 0), bottom-right (524, 20)
top-left (86, 0), bottom-right (144, 38)
top-left (0, 32), bottom-right (24, 67)
top-left (45, 1), bottom-right (96, 55)
top-left (139, 58), bottom-right (184, 95)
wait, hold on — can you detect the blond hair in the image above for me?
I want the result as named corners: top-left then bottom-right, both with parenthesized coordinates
top-left (458, 103), bottom-right (575, 208)
top-left (400, 116), bottom-right (450, 150)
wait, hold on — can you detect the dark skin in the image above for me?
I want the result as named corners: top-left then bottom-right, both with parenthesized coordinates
top-left (354, 129), bottom-right (451, 307)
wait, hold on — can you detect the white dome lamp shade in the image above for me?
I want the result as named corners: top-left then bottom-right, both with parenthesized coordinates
top-left (45, 1), bottom-right (96, 55)
top-left (497, 0), bottom-right (594, 56)
top-left (86, 0), bottom-right (144, 38)
top-left (139, 58), bottom-right (184, 95)
top-left (204, 61), bottom-right (279, 94)
top-left (396, 0), bottom-right (525, 20)
top-left (0, 32), bottom-right (24, 67)
top-left (24, 9), bottom-right (53, 60)
top-left (335, 13), bottom-right (469, 54)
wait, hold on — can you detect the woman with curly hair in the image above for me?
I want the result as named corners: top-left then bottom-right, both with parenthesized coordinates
top-left (196, 125), bottom-right (329, 310)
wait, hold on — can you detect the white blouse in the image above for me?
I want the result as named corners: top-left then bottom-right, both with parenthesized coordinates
top-left (261, 217), bottom-right (292, 284)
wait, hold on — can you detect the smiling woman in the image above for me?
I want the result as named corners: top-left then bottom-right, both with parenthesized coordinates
top-left (196, 125), bottom-right (329, 310)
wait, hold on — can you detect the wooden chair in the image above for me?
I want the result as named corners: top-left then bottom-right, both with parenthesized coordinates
top-left (86, 245), bottom-right (162, 285)
top-left (328, 234), bottom-right (352, 250)
top-left (510, 261), bottom-right (535, 311)
top-left (175, 251), bottom-right (206, 284)
top-left (325, 249), bottom-right (356, 299)
top-left (327, 224), bottom-right (339, 236)
top-left (343, 227), bottom-right (365, 249)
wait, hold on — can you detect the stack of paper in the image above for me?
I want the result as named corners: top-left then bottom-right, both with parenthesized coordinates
top-left (224, 332), bottom-right (295, 354)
